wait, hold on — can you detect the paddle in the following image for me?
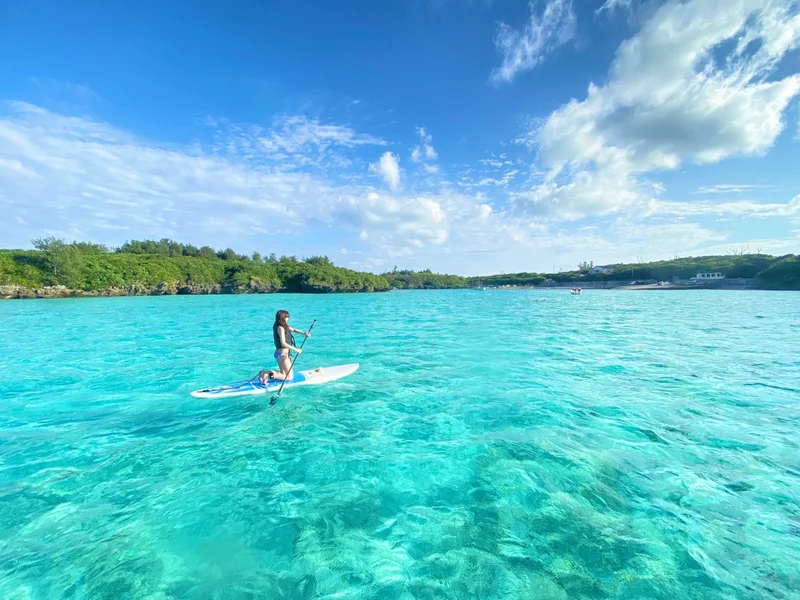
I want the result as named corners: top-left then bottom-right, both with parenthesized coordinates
top-left (270, 319), bottom-right (316, 405)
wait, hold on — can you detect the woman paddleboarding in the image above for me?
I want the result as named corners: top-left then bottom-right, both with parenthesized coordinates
top-left (259, 310), bottom-right (311, 383)
top-left (191, 313), bottom-right (356, 400)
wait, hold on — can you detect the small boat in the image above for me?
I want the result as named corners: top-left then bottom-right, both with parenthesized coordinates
top-left (570, 287), bottom-right (582, 295)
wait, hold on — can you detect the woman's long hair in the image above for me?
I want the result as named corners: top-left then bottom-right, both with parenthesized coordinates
top-left (274, 310), bottom-right (290, 331)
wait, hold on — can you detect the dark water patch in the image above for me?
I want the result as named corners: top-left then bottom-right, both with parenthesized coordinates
top-left (706, 438), bottom-right (766, 452)
top-left (744, 382), bottom-right (800, 395)
top-left (639, 427), bottom-right (670, 445)
top-left (725, 481), bottom-right (755, 493)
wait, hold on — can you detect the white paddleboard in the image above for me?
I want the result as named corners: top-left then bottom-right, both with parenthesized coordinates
top-left (190, 363), bottom-right (359, 399)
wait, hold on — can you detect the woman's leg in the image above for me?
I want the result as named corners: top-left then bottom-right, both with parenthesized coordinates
top-left (265, 351), bottom-right (290, 381)
top-left (276, 352), bottom-right (294, 380)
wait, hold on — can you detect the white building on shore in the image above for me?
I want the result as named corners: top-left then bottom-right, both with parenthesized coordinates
top-left (591, 265), bottom-right (616, 274)
top-left (691, 272), bottom-right (725, 281)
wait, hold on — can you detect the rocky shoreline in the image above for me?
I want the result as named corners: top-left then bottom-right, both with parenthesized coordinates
top-left (0, 279), bottom-right (383, 299)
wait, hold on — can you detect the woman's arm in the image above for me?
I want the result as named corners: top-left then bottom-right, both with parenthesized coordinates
top-left (290, 327), bottom-right (310, 337)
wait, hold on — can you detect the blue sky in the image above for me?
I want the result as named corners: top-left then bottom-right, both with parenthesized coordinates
top-left (1, 0), bottom-right (799, 275)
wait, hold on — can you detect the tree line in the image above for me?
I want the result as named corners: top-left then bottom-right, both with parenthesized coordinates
top-left (383, 253), bottom-right (800, 290)
top-left (0, 238), bottom-right (387, 292)
top-left (47, 237), bottom-right (332, 266)
top-left (1, 238), bottom-right (798, 292)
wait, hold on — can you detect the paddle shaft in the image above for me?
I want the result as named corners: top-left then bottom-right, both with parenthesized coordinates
top-left (271, 319), bottom-right (316, 404)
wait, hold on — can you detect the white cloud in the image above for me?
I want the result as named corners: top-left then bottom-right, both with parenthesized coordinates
top-left (0, 103), bottom-right (427, 253)
top-left (0, 104), bottom-right (328, 247)
top-left (208, 113), bottom-right (385, 169)
top-left (369, 151), bottom-right (401, 190)
top-left (0, 103), bottom-right (487, 262)
top-left (0, 101), bottom-right (796, 276)
top-left (596, 0), bottom-right (636, 14)
top-left (335, 192), bottom-right (448, 248)
top-left (0, 157), bottom-right (39, 178)
top-left (694, 184), bottom-right (769, 194)
top-left (645, 195), bottom-right (800, 218)
top-left (480, 158), bottom-right (505, 168)
top-left (476, 169), bottom-right (519, 187)
top-left (512, 162), bottom-right (653, 219)
top-left (490, 0), bottom-right (576, 85)
top-left (262, 115), bottom-right (384, 153)
top-left (518, 0), bottom-right (800, 220)
top-left (411, 126), bottom-right (438, 164)
top-left (611, 219), bottom-right (727, 248)
top-left (696, 233), bottom-right (800, 256)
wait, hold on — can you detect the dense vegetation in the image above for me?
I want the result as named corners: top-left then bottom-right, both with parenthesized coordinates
top-left (2, 239), bottom-right (798, 294)
top-left (0, 238), bottom-right (390, 293)
top-left (384, 254), bottom-right (800, 290)
top-left (560, 254), bottom-right (782, 283)
top-left (755, 255), bottom-right (800, 288)
top-left (384, 269), bottom-right (469, 289)
top-left (470, 272), bottom-right (548, 287)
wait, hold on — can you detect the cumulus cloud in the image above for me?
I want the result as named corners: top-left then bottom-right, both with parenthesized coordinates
top-left (518, 0), bottom-right (800, 220)
top-left (491, 0), bottom-right (576, 84)
top-left (331, 190), bottom-right (515, 261)
top-left (334, 192), bottom-right (448, 248)
top-left (369, 151), bottom-right (401, 190)
top-left (511, 161), bottom-right (654, 219)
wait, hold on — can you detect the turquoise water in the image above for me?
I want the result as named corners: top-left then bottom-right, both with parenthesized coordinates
top-left (1, 290), bottom-right (799, 599)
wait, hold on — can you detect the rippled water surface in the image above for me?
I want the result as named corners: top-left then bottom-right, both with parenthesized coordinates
top-left (1, 290), bottom-right (799, 599)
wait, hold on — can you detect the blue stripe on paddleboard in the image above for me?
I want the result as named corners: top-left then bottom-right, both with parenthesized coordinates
top-left (195, 372), bottom-right (307, 396)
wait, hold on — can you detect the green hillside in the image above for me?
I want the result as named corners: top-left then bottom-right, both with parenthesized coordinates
top-left (2, 238), bottom-right (798, 295)
top-left (0, 238), bottom-right (391, 293)
top-left (384, 254), bottom-right (800, 290)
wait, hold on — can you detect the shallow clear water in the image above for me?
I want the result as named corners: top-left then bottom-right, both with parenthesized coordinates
top-left (1, 290), bottom-right (799, 599)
